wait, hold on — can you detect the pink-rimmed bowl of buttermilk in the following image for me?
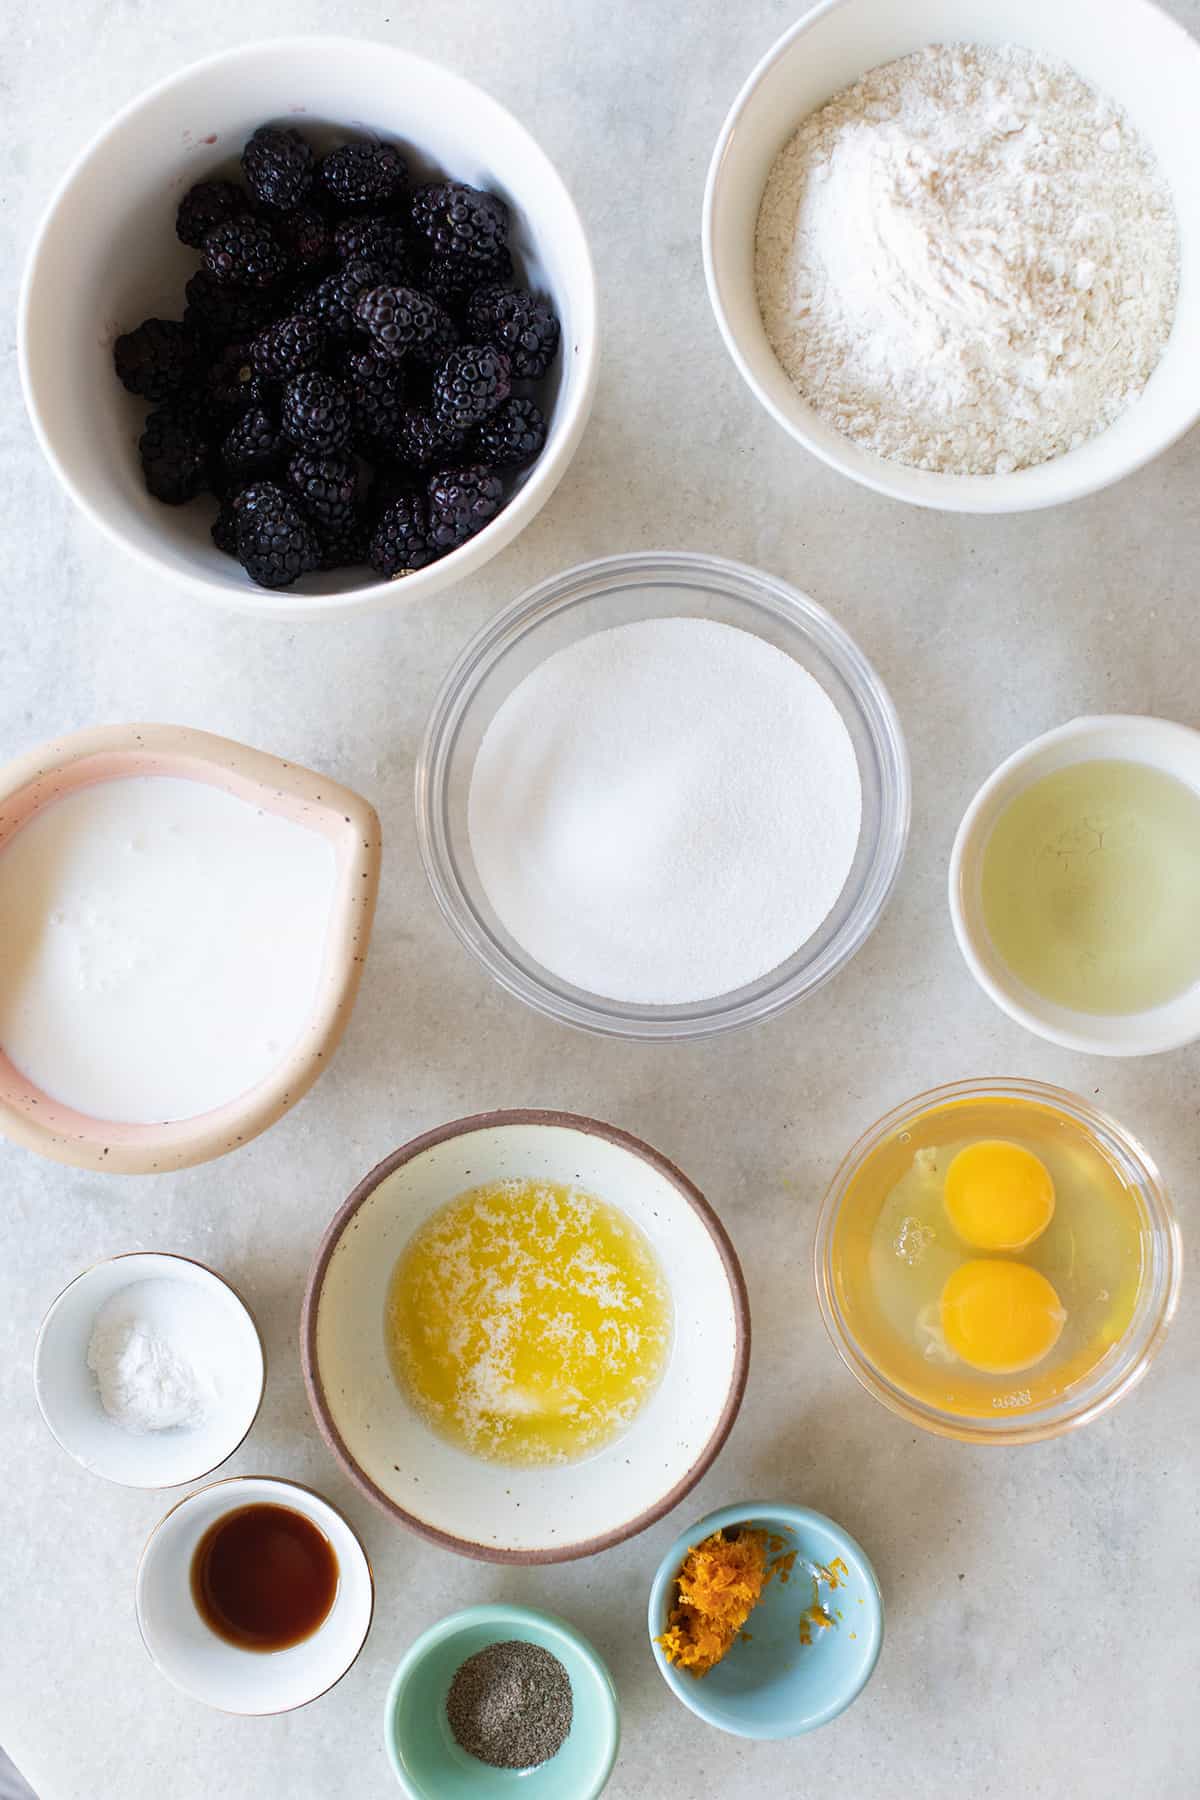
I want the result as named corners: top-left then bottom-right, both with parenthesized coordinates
top-left (0, 724), bottom-right (380, 1173)
top-left (703, 0), bottom-right (1200, 512)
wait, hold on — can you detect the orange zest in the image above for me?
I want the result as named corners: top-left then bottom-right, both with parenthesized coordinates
top-left (656, 1527), bottom-right (837, 1678)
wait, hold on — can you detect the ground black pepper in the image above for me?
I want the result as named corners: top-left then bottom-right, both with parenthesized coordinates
top-left (445, 1638), bottom-right (573, 1770)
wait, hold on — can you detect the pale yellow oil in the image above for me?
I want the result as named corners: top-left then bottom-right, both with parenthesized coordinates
top-left (831, 1095), bottom-right (1147, 1420)
top-left (981, 758), bottom-right (1200, 1014)
top-left (385, 1178), bottom-right (672, 1465)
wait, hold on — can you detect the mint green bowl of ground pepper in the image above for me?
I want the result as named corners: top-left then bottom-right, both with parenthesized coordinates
top-left (384, 1603), bottom-right (620, 1798)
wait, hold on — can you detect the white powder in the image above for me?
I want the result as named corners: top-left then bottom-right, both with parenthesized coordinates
top-left (467, 617), bottom-right (862, 1004)
top-left (755, 44), bottom-right (1180, 475)
top-left (86, 1279), bottom-right (231, 1434)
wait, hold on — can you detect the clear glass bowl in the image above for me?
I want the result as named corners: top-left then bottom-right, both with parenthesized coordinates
top-left (813, 1078), bottom-right (1182, 1445)
top-left (416, 551), bottom-right (910, 1040)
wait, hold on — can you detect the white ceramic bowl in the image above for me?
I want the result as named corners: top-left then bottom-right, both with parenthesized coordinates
top-left (18, 36), bottom-right (598, 620)
top-left (136, 1475), bottom-right (374, 1713)
top-left (301, 1111), bottom-right (750, 1563)
top-left (950, 715), bottom-right (1200, 1054)
top-left (33, 1252), bottom-right (264, 1488)
top-left (703, 0), bottom-right (1200, 513)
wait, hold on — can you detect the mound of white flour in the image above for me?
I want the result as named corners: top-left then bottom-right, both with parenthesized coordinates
top-left (755, 44), bottom-right (1179, 475)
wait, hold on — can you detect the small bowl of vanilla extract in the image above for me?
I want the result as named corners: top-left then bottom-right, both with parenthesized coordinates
top-left (136, 1475), bottom-right (373, 1713)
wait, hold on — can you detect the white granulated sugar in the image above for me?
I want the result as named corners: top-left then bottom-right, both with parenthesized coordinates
top-left (468, 616), bottom-right (862, 1005)
top-left (755, 44), bottom-right (1180, 475)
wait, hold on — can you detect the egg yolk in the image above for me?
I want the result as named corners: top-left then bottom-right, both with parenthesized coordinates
top-left (940, 1259), bottom-right (1066, 1374)
top-left (943, 1140), bottom-right (1055, 1252)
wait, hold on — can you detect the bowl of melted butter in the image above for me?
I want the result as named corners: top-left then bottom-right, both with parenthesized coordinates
top-left (302, 1110), bottom-right (750, 1562)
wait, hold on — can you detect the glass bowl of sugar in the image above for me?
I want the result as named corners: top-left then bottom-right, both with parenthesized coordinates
top-left (417, 551), bottom-right (909, 1040)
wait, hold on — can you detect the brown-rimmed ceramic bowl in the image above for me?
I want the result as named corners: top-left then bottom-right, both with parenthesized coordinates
top-left (301, 1110), bottom-right (750, 1563)
top-left (0, 723), bottom-right (380, 1172)
top-left (135, 1474), bottom-right (374, 1713)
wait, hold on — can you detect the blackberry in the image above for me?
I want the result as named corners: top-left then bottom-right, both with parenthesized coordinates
top-left (407, 299), bottom-right (459, 370)
top-left (230, 478), bottom-right (287, 517)
top-left (317, 142), bottom-right (408, 211)
top-left (139, 405), bottom-right (208, 505)
top-left (251, 313), bottom-right (326, 382)
top-left (298, 258), bottom-right (385, 338)
top-left (176, 179), bottom-right (244, 250)
top-left (465, 285), bottom-right (560, 380)
top-left (222, 406), bottom-right (282, 479)
top-left (205, 342), bottom-right (268, 418)
top-left (211, 500), bottom-right (239, 556)
top-left (431, 344), bottom-right (511, 431)
top-left (369, 493), bottom-right (439, 577)
top-left (355, 284), bottom-right (441, 359)
top-left (369, 461), bottom-right (419, 519)
top-left (242, 124), bottom-right (314, 212)
top-left (285, 449), bottom-right (357, 528)
top-left (386, 404), bottom-right (465, 470)
top-left (316, 508), bottom-right (371, 570)
top-left (113, 318), bottom-right (199, 403)
top-left (277, 204), bottom-right (335, 270)
top-left (410, 182), bottom-right (508, 264)
top-left (184, 268), bottom-right (276, 342)
top-left (420, 244), bottom-right (513, 316)
top-left (203, 215), bottom-right (289, 289)
top-left (235, 485), bottom-right (321, 589)
top-left (341, 348), bottom-right (405, 449)
top-left (280, 370), bottom-right (353, 454)
top-left (472, 396), bottom-right (547, 468)
top-left (427, 464), bottom-right (504, 551)
top-left (333, 214), bottom-right (410, 277)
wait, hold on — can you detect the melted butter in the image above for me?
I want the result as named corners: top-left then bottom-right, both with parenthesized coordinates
top-left (385, 1178), bottom-right (672, 1465)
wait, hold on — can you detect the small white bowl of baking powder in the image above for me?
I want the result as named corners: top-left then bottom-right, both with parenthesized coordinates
top-left (704, 0), bottom-right (1200, 512)
top-left (34, 1251), bottom-right (264, 1488)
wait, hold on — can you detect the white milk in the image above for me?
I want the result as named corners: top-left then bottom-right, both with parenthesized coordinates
top-left (0, 777), bottom-right (337, 1123)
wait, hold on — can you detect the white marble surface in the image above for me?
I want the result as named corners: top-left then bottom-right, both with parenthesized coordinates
top-left (3, 3), bottom-right (1200, 1796)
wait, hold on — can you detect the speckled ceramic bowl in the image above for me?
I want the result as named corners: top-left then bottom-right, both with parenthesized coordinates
top-left (301, 1110), bottom-right (750, 1562)
top-left (0, 723), bottom-right (380, 1173)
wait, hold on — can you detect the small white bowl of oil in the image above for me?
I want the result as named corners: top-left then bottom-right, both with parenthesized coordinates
top-left (950, 715), bottom-right (1200, 1056)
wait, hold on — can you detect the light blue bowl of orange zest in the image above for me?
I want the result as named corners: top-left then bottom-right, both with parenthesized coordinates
top-left (647, 1501), bottom-right (884, 1739)
top-left (384, 1603), bottom-right (620, 1798)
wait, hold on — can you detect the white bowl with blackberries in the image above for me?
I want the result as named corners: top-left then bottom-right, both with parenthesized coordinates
top-left (19, 38), bottom-right (599, 618)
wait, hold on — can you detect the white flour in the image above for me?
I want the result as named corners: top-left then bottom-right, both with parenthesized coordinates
top-left (755, 44), bottom-right (1180, 475)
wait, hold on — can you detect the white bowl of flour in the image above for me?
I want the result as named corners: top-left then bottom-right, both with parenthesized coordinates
top-left (704, 0), bottom-right (1200, 511)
